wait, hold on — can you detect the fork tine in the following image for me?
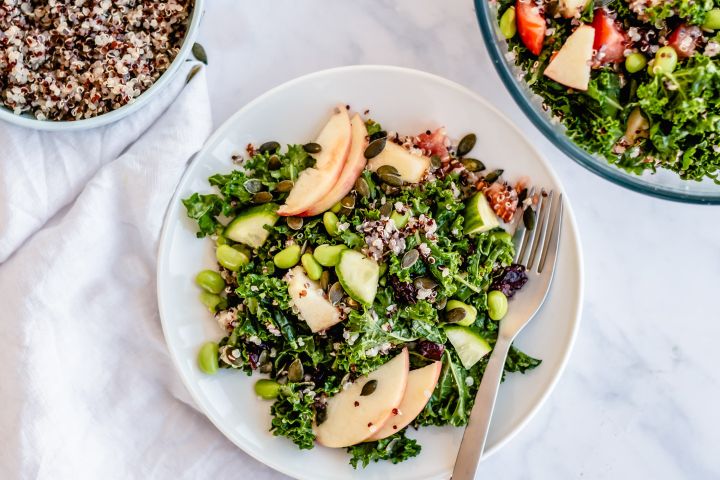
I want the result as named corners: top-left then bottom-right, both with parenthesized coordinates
top-left (518, 191), bottom-right (544, 267)
top-left (512, 187), bottom-right (534, 263)
top-left (527, 190), bottom-right (554, 271)
top-left (538, 194), bottom-right (563, 273)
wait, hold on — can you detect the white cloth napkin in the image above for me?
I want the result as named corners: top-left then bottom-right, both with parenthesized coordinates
top-left (0, 63), bottom-right (274, 479)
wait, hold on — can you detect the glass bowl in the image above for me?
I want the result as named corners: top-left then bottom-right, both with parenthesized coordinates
top-left (474, 0), bottom-right (720, 205)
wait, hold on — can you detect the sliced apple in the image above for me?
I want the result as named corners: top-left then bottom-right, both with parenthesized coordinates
top-left (284, 266), bottom-right (342, 332)
top-left (366, 361), bottom-right (441, 441)
top-left (543, 24), bottom-right (595, 91)
top-left (314, 348), bottom-right (409, 448)
top-left (301, 114), bottom-right (368, 217)
top-left (558, 0), bottom-right (589, 18)
top-left (367, 141), bottom-right (431, 184)
top-left (278, 107), bottom-right (351, 216)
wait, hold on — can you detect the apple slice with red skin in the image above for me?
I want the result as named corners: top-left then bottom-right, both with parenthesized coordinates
top-left (300, 113), bottom-right (368, 217)
top-left (314, 348), bottom-right (409, 448)
top-left (278, 106), bottom-right (351, 216)
top-left (365, 361), bottom-right (442, 441)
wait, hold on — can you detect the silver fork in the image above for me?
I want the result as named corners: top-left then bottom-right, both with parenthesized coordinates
top-left (452, 189), bottom-right (564, 480)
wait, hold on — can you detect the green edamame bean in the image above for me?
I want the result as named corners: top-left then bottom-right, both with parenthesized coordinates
top-left (301, 253), bottom-right (323, 280)
top-left (487, 290), bottom-right (508, 321)
top-left (499, 7), bottom-right (517, 39)
top-left (390, 210), bottom-right (411, 229)
top-left (313, 244), bottom-right (347, 267)
top-left (703, 8), bottom-right (720, 30)
top-left (255, 378), bottom-right (281, 399)
top-left (330, 202), bottom-right (342, 214)
top-left (625, 52), bottom-right (647, 74)
top-left (198, 341), bottom-right (219, 375)
top-left (199, 291), bottom-right (227, 313)
top-left (216, 235), bottom-right (229, 246)
top-left (323, 211), bottom-right (340, 236)
top-left (274, 245), bottom-right (301, 269)
top-left (490, 231), bottom-right (512, 244)
top-left (216, 244), bottom-right (250, 271)
top-left (195, 270), bottom-right (226, 294)
top-left (649, 46), bottom-right (677, 75)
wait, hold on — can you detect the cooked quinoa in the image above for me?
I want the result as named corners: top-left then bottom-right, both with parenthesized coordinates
top-left (0, 0), bottom-right (191, 121)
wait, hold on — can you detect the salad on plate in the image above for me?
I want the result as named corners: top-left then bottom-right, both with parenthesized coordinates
top-left (495, 0), bottom-right (720, 183)
top-left (182, 106), bottom-right (544, 467)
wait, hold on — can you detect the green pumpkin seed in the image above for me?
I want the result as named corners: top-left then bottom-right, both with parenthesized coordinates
top-left (287, 358), bottom-right (304, 382)
top-left (303, 142), bottom-right (322, 154)
top-left (436, 297), bottom-right (448, 310)
top-left (244, 179), bottom-right (263, 193)
top-left (276, 374), bottom-right (288, 385)
top-left (360, 379), bottom-right (378, 396)
top-left (259, 141), bottom-right (280, 154)
top-left (379, 202), bottom-right (393, 218)
top-left (355, 177), bottom-right (370, 198)
top-left (340, 195), bottom-right (355, 209)
top-left (523, 207), bottom-right (536, 231)
top-left (364, 137), bottom-right (387, 159)
top-left (447, 308), bottom-right (468, 324)
top-left (259, 362), bottom-right (273, 374)
top-left (369, 130), bottom-right (387, 142)
top-left (402, 249), bottom-right (419, 269)
top-left (484, 169), bottom-right (504, 184)
top-left (192, 42), bottom-right (208, 64)
top-left (414, 276), bottom-right (438, 290)
top-left (268, 155), bottom-right (281, 170)
top-left (276, 179), bottom-right (294, 192)
top-left (320, 270), bottom-right (330, 290)
top-left (329, 282), bottom-right (345, 305)
top-left (377, 165), bottom-right (400, 177)
top-left (220, 345), bottom-right (243, 367)
top-left (457, 133), bottom-right (477, 157)
top-left (379, 173), bottom-right (403, 187)
top-left (381, 184), bottom-right (400, 195)
top-left (286, 216), bottom-right (304, 230)
top-left (186, 64), bottom-right (201, 84)
top-left (461, 158), bottom-right (485, 172)
top-left (253, 191), bottom-right (273, 204)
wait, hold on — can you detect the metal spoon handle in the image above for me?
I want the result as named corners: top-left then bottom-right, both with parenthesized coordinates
top-left (451, 335), bottom-right (513, 480)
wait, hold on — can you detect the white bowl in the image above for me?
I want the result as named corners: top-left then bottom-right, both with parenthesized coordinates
top-left (0, 0), bottom-right (204, 131)
top-left (157, 66), bottom-right (584, 480)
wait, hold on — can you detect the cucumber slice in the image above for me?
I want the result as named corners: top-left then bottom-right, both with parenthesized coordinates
top-left (335, 250), bottom-right (379, 305)
top-left (464, 192), bottom-right (500, 235)
top-left (224, 204), bottom-right (279, 249)
top-left (444, 325), bottom-right (492, 369)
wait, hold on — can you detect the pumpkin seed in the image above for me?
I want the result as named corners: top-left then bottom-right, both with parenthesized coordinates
top-left (457, 133), bottom-right (477, 157)
top-left (315, 408), bottom-right (328, 426)
top-left (185, 64), bottom-right (201, 84)
top-left (303, 142), bottom-right (322, 154)
top-left (329, 282), bottom-right (345, 305)
top-left (220, 345), bottom-right (243, 367)
top-left (259, 362), bottom-right (273, 374)
top-left (340, 195), bottom-right (355, 209)
top-left (461, 158), bottom-right (485, 172)
top-left (288, 359), bottom-right (304, 382)
top-left (286, 216), bottom-right (304, 230)
top-left (377, 165), bottom-right (400, 177)
top-left (346, 297), bottom-right (360, 309)
top-left (379, 173), bottom-right (403, 187)
top-left (364, 137), bottom-right (387, 159)
top-left (381, 184), bottom-right (400, 195)
top-left (268, 155), bottom-right (281, 170)
top-left (355, 177), bottom-right (370, 198)
top-left (192, 42), bottom-right (208, 64)
top-left (259, 141), bottom-right (280, 154)
top-left (320, 270), bottom-right (330, 290)
top-left (523, 207), bottom-right (536, 231)
top-left (447, 308), bottom-right (468, 324)
top-left (414, 276), bottom-right (438, 290)
top-left (360, 379), bottom-right (378, 396)
top-left (276, 374), bottom-right (288, 385)
top-left (275, 180), bottom-right (294, 192)
top-left (402, 249), bottom-right (419, 269)
top-left (431, 155), bottom-right (442, 168)
top-left (258, 349), bottom-right (269, 366)
top-left (379, 202), bottom-right (393, 218)
top-left (436, 297), bottom-right (448, 310)
top-left (368, 130), bottom-right (387, 142)
top-left (244, 179), bottom-right (263, 193)
top-left (253, 191), bottom-right (273, 204)
top-left (484, 169), bottom-right (504, 184)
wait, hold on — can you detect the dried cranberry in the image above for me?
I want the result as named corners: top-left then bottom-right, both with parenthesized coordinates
top-left (389, 275), bottom-right (417, 305)
top-left (490, 264), bottom-right (528, 298)
top-left (417, 340), bottom-right (445, 361)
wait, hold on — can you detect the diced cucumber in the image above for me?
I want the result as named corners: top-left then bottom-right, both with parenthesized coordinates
top-left (464, 192), bottom-right (500, 235)
top-left (313, 244), bottom-right (347, 267)
top-left (224, 204), bottom-right (279, 249)
top-left (445, 325), bottom-right (492, 369)
top-left (335, 250), bottom-right (379, 305)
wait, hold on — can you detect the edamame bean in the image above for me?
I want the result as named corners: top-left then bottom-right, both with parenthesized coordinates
top-left (313, 244), bottom-right (347, 267)
top-left (255, 379), bottom-right (281, 399)
top-left (624, 52), bottom-right (647, 74)
top-left (330, 202), bottom-right (342, 214)
top-left (499, 7), bottom-right (517, 39)
top-left (703, 8), bottom-right (720, 30)
top-left (487, 290), bottom-right (508, 321)
top-left (301, 253), bottom-right (323, 280)
top-left (323, 211), bottom-right (340, 236)
top-left (216, 244), bottom-right (250, 271)
top-left (198, 341), bottom-right (219, 374)
top-left (490, 231), bottom-right (512, 244)
top-left (195, 270), bottom-right (226, 294)
top-left (199, 291), bottom-right (227, 313)
top-left (649, 46), bottom-right (677, 75)
top-left (274, 245), bottom-right (301, 269)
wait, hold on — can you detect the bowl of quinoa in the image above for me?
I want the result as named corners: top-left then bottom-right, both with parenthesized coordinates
top-left (0, 0), bottom-right (203, 130)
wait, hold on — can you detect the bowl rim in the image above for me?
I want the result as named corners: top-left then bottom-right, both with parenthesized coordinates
top-left (0, 0), bottom-right (205, 131)
top-left (474, 0), bottom-right (720, 205)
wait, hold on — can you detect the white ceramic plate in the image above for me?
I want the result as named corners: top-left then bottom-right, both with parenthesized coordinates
top-left (157, 66), bottom-right (584, 480)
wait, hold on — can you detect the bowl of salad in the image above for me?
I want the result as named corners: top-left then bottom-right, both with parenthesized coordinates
top-left (476, 0), bottom-right (720, 204)
top-left (157, 66), bottom-right (583, 479)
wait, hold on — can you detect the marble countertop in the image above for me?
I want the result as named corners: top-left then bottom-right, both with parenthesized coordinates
top-left (196, 1), bottom-right (720, 478)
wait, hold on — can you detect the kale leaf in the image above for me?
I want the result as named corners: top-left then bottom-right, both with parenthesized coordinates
top-left (347, 430), bottom-right (422, 468)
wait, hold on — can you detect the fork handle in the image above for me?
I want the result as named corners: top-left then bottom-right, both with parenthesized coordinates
top-left (451, 334), bottom-right (513, 480)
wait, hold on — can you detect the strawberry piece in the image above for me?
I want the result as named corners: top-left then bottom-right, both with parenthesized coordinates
top-left (416, 128), bottom-right (449, 161)
top-left (516, 0), bottom-right (546, 56)
top-left (591, 9), bottom-right (628, 65)
top-left (667, 24), bottom-right (702, 59)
